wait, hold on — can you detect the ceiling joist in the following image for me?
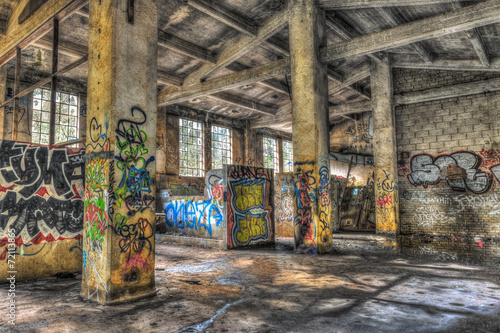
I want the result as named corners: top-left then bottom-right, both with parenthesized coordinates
top-left (320, 0), bottom-right (500, 63)
top-left (157, 57), bottom-right (290, 106)
top-left (317, 0), bottom-right (483, 10)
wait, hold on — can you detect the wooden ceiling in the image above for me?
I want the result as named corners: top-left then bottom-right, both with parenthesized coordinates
top-left (2, 0), bottom-right (499, 133)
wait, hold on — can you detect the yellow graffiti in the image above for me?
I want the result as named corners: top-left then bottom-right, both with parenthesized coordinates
top-left (236, 214), bottom-right (268, 244)
top-left (234, 184), bottom-right (264, 211)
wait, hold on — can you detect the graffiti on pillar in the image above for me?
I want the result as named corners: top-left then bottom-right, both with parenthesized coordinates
top-left (376, 170), bottom-right (397, 208)
top-left (318, 155), bottom-right (332, 246)
top-left (114, 107), bottom-right (155, 217)
top-left (112, 214), bottom-right (154, 280)
top-left (84, 113), bottom-right (111, 300)
top-left (408, 151), bottom-right (494, 194)
top-left (0, 141), bottom-right (85, 261)
top-left (164, 199), bottom-right (223, 237)
top-left (226, 165), bottom-right (273, 248)
top-left (294, 164), bottom-right (317, 254)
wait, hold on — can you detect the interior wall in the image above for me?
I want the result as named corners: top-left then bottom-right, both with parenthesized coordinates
top-left (330, 112), bottom-right (373, 156)
top-left (0, 140), bottom-right (85, 281)
top-left (395, 68), bottom-right (500, 264)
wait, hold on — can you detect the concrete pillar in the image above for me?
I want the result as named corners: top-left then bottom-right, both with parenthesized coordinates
top-left (371, 55), bottom-right (400, 236)
top-left (244, 120), bottom-right (256, 166)
top-left (289, 0), bottom-right (332, 254)
top-left (82, 0), bottom-right (157, 304)
top-left (0, 66), bottom-right (6, 140)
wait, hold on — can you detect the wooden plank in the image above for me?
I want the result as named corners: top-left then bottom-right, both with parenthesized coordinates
top-left (320, 0), bottom-right (500, 62)
top-left (374, 7), bottom-right (434, 63)
top-left (158, 30), bottom-right (216, 64)
top-left (208, 92), bottom-right (276, 116)
top-left (186, 0), bottom-right (257, 36)
top-left (449, 3), bottom-right (490, 66)
top-left (392, 54), bottom-right (500, 71)
top-left (157, 70), bottom-right (183, 87)
top-left (394, 76), bottom-right (500, 105)
top-left (157, 57), bottom-right (290, 106)
top-left (329, 100), bottom-right (372, 118)
top-left (32, 35), bottom-right (87, 58)
top-left (317, 0), bottom-right (482, 10)
top-left (325, 12), bottom-right (382, 63)
top-left (0, 0), bottom-right (88, 67)
top-left (329, 64), bottom-right (371, 96)
top-left (49, 18), bottom-right (59, 145)
top-left (0, 54), bottom-right (88, 109)
top-left (13, 48), bottom-right (21, 141)
top-left (181, 7), bottom-right (288, 86)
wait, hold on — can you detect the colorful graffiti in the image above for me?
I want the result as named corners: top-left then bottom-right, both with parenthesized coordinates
top-left (317, 154), bottom-right (332, 247)
top-left (114, 107), bottom-right (155, 216)
top-left (408, 151), bottom-right (495, 194)
top-left (293, 165), bottom-right (317, 253)
top-left (0, 141), bottom-right (85, 260)
top-left (164, 199), bottom-right (223, 236)
top-left (226, 165), bottom-right (273, 248)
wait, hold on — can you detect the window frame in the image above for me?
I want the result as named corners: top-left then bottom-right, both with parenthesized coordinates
top-left (283, 140), bottom-right (293, 172)
top-left (31, 88), bottom-right (79, 145)
top-left (263, 136), bottom-right (279, 172)
top-left (211, 125), bottom-right (232, 170)
top-left (179, 118), bottom-right (204, 177)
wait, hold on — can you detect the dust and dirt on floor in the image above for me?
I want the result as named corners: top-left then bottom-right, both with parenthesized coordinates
top-left (1, 239), bottom-right (500, 333)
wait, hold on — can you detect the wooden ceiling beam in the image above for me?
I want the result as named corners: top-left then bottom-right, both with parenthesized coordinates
top-left (374, 7), bottom-right (434, 63)
top-left (320, 0), bottom-right (500, 62)
top-left (158, 70), bottom-right (183, 87)
top-left (157, 57), bottom-right (290, 106)
top-left (31, 35), bottom-right (87, 58)
top-left (317, 0), bottom-right (483, 10)
top-left (392, 54), bottom-right (500, 71)
top-left (185, 0), bottom-right (258, 36)
top-left (158, 30), bottom-right (216, 64)
top-left (0, 0), bottom-right (88, 67)
top-left (325, 13), bottom-right (382, 63)
top-left (208, 92), bottom-right (276, 116)
top-left (328, 63), bottom-right (371, 96)
top-left (449, 2), bottom-right (490, 66)
top-left (180, 7), bottom-right (288, 87)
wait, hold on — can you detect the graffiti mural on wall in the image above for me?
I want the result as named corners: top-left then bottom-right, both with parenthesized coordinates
top-left (206, 169), bottom-right (225, 211)
top-left (274, 174), bottom-right (294, 237)
top-left (0, 140), bottom-right (85, 260)
top-left (407, 151), bottom-right (499, 194)
top-left (226, 165), bottom-right (273, 248)
top-left (164, 199), bottom-right (223, 236)
top-left (5, 97), bottom-right (31, 137)
top-left (170, 184), bottom-right (200, 196)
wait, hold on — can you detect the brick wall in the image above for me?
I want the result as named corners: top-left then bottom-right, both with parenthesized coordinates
top-left (395, 68), bottom-right (500, 264)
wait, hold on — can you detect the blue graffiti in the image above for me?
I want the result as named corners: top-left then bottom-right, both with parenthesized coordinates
top-left (83, 250), bottom-right (87, 269)
top-left (164, 200), bottom-right (223, 236)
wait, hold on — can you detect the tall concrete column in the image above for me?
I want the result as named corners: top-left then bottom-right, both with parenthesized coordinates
top-left (289, 0), bottom-right (332, 254)
top-left (0, 66), bottom-right (6, 140)
top-left (371, 55), bottom-right (400, 236)
top-left (82, 0), bottom-right (158, 304)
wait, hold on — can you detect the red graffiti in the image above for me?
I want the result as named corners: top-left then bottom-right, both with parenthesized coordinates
top-left (377, 194), bottom-right (393, 208)
top-left (211, 183), bottom-right (223, 202)
top-left (36, 187), bottom-right (50, 197)
top-left (479, 148), bottom-right (500, 167)
top-left (398, 163), bottom-right (410, 177)
top-left (0, 184), bottom-right (15, 193)
top-left (124, 251), bottom-right (152, 271)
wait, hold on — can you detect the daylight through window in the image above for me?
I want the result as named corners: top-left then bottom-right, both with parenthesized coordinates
top-left (283, 141), bottom-right (293, 172)
top-left (179, 118), bottom-right (204, 177)
top-left (212, 125), bottom-right (231, 169)
top-left (263, 137), bottom-right (279, 172)
top-left (32, 88), bottom-right (79, 145)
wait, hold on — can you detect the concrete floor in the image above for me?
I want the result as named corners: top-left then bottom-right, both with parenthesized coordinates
top-left (2, 238), bottom-right (500, 333)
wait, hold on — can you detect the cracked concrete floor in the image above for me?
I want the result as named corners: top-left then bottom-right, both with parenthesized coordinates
top-left (1, 239), bottom-right (500, 333)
